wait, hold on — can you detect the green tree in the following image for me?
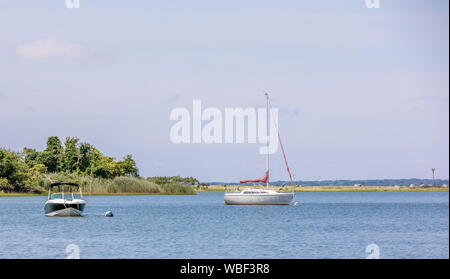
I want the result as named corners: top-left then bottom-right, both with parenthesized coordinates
top-left (37, 136), bottom-right (63, 172)
top-left (0, 148), bottom-right (34, 192)
top-left (78, 143), bottom-right (93, 173)
top-left (0, 177), bottom-right (12, 191)
top-left (63, 137), bottom-right (80, 172)
top-left (91, 156), bottom-right (121, 179)
top-left (28, 164), bottom-right (47, 176)
top-left (118, 155), bottom-right (139, 177)
top-left (1, 136), bottom-right (143, 191)
top-left (23, 147), bottom-right (39, 168)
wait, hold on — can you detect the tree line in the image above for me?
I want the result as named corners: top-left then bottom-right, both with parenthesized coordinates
top-left (0, 136), bottom-right (207, 193)
top-left (0, 136), bottom-right (138, 192)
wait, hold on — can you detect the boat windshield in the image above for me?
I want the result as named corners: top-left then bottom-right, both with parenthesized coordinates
top-left (49, 184), bottom-right (82, 200)
top-left (50, 193), bottom-right (82, 200)
top-left (50, 193), bottom-right (63, 199)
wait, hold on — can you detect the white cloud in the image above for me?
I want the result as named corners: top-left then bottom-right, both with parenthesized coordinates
top-left (16, 38), bottom-right (81, 59)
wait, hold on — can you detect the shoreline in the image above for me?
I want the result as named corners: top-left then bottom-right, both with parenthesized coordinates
top-left (195, 185), bottom-right (449, 193)
top-left (0, 192), bottom-right (197, 197)
top-left (1, 186), bottom-right (448, 197)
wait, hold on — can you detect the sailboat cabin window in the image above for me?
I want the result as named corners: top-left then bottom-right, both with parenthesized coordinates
top-left (243, 191), bottom-right (267, 194)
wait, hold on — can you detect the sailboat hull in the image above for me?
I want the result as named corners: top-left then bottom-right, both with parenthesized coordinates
top-left (224, 192), bottom-right (295, 205)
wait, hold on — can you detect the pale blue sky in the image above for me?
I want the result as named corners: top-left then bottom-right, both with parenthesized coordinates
top-left (0, 0), bottom-right (448, 181)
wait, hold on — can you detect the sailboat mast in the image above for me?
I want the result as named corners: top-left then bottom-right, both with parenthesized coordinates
top-left (265, 92), bottom-right (269, 189)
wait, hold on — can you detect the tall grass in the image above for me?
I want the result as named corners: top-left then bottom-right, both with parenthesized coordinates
top-left (38, 173), bottom-right (195, 195)
top-left (108, 176), bottom-right (160, 193)
top-left (158, 183), bottom-right (196, 194)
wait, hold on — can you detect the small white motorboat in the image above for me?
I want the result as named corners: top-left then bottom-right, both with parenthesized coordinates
top-left (44, 182), bottom-right (86, 217)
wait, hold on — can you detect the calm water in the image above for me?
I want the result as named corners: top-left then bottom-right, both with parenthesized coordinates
top-left (0, 192), bottom-right (448, 259)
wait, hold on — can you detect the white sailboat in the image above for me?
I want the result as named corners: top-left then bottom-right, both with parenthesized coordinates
top-left (224, 93), bottom-right (296, 205)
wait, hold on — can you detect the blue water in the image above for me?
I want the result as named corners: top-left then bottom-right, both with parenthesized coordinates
top-left (0, 192), bottom-right (448, 259)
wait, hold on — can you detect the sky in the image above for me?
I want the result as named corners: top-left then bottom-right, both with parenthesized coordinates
top-left (0, 0), bottom-right (448, 182)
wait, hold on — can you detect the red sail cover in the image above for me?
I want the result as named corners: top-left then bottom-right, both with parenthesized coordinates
top-left (240, 171), bottom-right (269, 184)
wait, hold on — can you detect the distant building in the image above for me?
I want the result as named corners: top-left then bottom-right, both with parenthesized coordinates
top-left (409, 184), bottom-right (416, 187)
top-left (354, 184), bottom-right (362, 187)
top-left (442, 184), bottom-right (448, 188)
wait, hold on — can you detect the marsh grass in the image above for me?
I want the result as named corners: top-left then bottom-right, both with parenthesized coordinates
top-left (159, 183), bottom-right (196, 194)
top-left (35, 173), bottom-right (195, 195)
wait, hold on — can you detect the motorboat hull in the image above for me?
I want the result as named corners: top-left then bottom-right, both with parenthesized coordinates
top-left (224, 192), bottom-right (295, 205)
top-left (44, 200), bottom-right (85, 217)
top-left (45, 207), bottom-right (83, 217)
